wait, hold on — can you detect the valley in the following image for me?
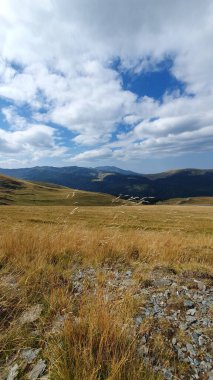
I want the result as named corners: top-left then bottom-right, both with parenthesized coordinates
top-left (1, 166), bottom-right (213, 200)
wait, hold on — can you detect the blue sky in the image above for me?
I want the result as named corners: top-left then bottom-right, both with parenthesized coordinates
top-left (0, 0), bottom-right (212, 173)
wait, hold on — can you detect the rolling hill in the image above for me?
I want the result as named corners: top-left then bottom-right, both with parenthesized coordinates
top-left (0, 166), bottom-right (212, 201)
top-left (0, 174), bottom-right (122, 206)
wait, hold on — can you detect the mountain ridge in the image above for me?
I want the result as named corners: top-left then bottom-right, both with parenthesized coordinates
top-left (0, 166), bottom-right (212, 200)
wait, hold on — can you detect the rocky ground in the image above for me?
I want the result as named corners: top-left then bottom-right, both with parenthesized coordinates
top-left (1, 266), bottom-right (213, 380)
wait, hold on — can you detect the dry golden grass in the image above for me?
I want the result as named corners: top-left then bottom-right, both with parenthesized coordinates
top-left (0, 174), bottom-right (120, 206)
top-left (0, 205), bottom-right (212, 379)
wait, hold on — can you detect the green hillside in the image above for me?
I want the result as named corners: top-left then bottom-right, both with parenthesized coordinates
top-left (0, 174), bottom-right (123, 206)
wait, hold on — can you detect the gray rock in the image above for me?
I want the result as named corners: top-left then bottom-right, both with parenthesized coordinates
top-left (140, 336), bottom-right (147, 344)
top-left (164, 290), bottom-right (171, 298)
top-left (21, 348), bottom-right (41, 364)
top-left (186, 308), bottom-right (196, 316)
top-left (72, 282), bottom-right (83, 294)
top-left (20, 305), bottom-right (43, 324)
top-left (184, 300), bottom-right (194, 308)
top-left (154, 278), bottom-right (173, 287)
top-left (200, 361), bottom-right (207, 369)
top-left (27, 359), bottom-right (46, 380)
top-left (186, 316), bottom-right (197, 325)
top-left (137, 345), bottom-right (149, 357)
top-left (134, 316), bottom-right (143, 326)
top-left (7, 364), bottom-right (19, 380)
top-left (162, 369), bottom-right (173, 380)
top-left (194, 280), bottom-right (206, 291)
top-left (172, 337), bottom-right (177, 345)
top-left (205, 353), bottom-right (212, 362)
top-left (202, 318), bottom-right (211, 327)
top-left (177, 349), bottom-right (185, 360)
top-left (2, 275), bottom-right (17, 289)
top-left (198, 336), bottom-right (205, 346)
top-left (192, 332), bottom-right (200, 343)
top-left (186, 343), bottom-right (196, 356)
top-left (188, 356), bottom-right (195, 365)
top-left (194, 359), bottom-right (200, 366)
top-left (180, 323), bottom-right (188, 330)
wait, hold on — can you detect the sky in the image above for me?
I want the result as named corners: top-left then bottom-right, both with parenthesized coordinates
top-left (0, 0), bottom-right (213, 173)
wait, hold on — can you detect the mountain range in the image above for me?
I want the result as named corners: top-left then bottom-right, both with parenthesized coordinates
top-left (0, 166), bottom-right (212, 201)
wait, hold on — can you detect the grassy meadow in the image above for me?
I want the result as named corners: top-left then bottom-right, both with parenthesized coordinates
top-left (0, 204), bottom-right (213, 379)
top-left (0, 174), bottom-right (121, 206)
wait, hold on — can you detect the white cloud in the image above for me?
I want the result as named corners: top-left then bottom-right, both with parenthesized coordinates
top-left (69, 147), bottom-right (112, 162)
top-left (0, 123), bottom-right (66, 165)
top-left (2, 106), bottom-right (27, 130)
top-left (0, 0), bottom-right (213, 167)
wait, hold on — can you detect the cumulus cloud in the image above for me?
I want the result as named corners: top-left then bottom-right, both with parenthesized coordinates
top-left (0, 122), bottom-right (66, 165)
top-left (0, 0), bottom-right (212, 167)
top-left (69, 147), bottom-right (112, 162)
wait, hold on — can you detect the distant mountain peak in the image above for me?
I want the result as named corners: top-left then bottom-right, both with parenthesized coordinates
top-left (95, 166), bottom-right (138, 175)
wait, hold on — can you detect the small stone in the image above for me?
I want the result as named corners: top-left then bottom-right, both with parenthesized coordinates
top-left (21, 348), bottom-right (41, 364)
top-left (192, 332), bottom-right (199, 343)
top-left (186, 343), bottom-right (196, 356)
top-left (138, 345), bottom-right (149, 357)
top-left (188, 356), bottom-right (194, 365)
top-left (72, 282), bottom-right (83, 294)
top-left (194, 359), bottom-right (200, 366)
top-left (20, 305), bottom-right (43, 324)
top-left (186, 308), bottom-right (196, 316)
top-left (202, 318), bottom-right (211, 327)
top-left (200, 361), bottom-right (207, 369)
top-left (186, 316), bottom-right (197, 325)
top-left (194, 280), bottom-right (206, 291)
top-left (27, 359), bottom-right (46, 380)
top-left (184, 300), bottom-right (194, 308)
top-left (164, 290), bottom-right (171, 298)
top-left (172, 337), bottom-right (177, 345)
top-left (205, 353), bottom-right (212, 362)
top-left (180, 323), bottom-right (188, 330)
top-left (154, 278), bottom-right (172, 287)
top-left (177, 348), bottom-right (185, 360)
top-left (198, 336), bottom-right (205, 346)
top-left (134, 316), bottom-right (143, 326)
top-left (125, 270), bottom-right (132, 277)
top-left (162, 369), bottom-right (173, 380)
top-left (154, 365), bottom-right (161, 372)
top-left (7, 364), bottom-right (19, 380)
top-left (141, 336), bottom-right (147, 344)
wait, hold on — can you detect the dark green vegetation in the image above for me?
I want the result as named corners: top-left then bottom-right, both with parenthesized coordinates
top-left (1, 166), bottom-right (213, 200)
top-left (0, 174), bottom-right (122, 206)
